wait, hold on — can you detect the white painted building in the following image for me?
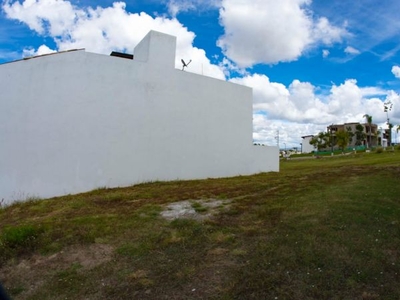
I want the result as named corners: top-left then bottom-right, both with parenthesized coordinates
top-left (0, 30), bottom-right (279, 204)
top-left (301, 135), bottom-right (316, 153)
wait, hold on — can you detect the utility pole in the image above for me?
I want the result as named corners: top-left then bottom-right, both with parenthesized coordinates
top-left (384, 100), bottom-right (393, 146)
top-left (275, 130), bottom-right (280, 148)
top-left (330, 124), bottom-right (334, 156)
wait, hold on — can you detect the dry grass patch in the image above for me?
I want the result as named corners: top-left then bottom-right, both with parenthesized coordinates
top-left (0, 243), bottom-right (114, 299)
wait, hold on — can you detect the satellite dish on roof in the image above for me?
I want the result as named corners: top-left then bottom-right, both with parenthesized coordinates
top-left (181, 59), bottom-right (192, 71)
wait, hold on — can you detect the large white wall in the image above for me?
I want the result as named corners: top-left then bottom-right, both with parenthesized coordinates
top-left (0, 31), bottom-right (278, 204)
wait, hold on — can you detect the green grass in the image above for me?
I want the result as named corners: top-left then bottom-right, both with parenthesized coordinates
top-left (1, 151), bottom-right (400, 299)
top-left (191, 201), bottom-right (209, 213)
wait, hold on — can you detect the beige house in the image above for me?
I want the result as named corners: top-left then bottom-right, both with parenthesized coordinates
top-left (327, 122), bottom-right (379, 148)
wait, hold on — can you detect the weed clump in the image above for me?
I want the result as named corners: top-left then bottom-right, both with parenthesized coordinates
top-left (375, 147), bottom-right (384, 153)
top-left (0, 224), bottom-right (44, 264)
top-left (191, 201), bottom-right (208, 213)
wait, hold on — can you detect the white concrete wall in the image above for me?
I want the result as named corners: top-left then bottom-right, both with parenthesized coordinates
top-left (0, 31), bottom-right (278, 204)
top-left (302, 136), bottom-right (316, 153)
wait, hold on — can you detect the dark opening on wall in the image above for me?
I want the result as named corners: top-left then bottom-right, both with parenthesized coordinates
top-left (110, 52), bottom-right (134, 60)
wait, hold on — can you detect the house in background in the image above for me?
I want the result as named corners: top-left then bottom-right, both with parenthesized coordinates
top-left (0, 30), bottom-right (279, 204)
top-left (302, 121), bottom-right (384, 153)
top-left (382, 129), bottom-right (390, 147)
top-left (327, 122), bottom-right (378, 148)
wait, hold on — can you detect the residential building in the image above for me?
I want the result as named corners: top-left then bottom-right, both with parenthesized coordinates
top-left (382, 128), bottom-right (390, 147)
top-left (327, 122), bottom-right (378, 148)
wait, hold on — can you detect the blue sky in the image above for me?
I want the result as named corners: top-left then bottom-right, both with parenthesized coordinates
top-left (1, 0), bottom-right (400, 148)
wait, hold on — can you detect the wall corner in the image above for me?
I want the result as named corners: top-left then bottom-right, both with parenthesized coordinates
top-left (134, 30), bottom-right (177, 69)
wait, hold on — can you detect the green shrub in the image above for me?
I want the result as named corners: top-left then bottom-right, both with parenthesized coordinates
top-left (375, 147), bottom-right (384, 153)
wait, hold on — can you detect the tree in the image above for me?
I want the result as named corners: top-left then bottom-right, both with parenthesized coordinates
top-left (309, 132), bottom-right (330, 151)
top-left (363, 114), bottom-right (373, 148)
top-left (355, 124), bottom-right (366, 146)
top-left (346, 126), bottom-right (354, 145)
top-left (336, 130), bottom-right (350, 153)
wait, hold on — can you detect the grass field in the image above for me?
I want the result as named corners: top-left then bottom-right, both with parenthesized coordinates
top-left (1, 150), bottom-right (400, 299)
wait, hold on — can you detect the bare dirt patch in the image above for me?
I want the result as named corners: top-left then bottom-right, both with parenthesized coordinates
top-left (31, 243), bottom-right (114, 270)
top-left (0, 243), bottom-right (114, 299)
top-left (160, 199), bottom-right (231, 221)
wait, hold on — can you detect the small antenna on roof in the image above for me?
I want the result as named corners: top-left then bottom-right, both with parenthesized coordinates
top-left (181, 59), bottom-right (192, 71)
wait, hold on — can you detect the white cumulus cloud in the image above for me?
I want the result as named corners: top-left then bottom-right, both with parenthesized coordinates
top-left (23, 44), bottom-right (56, 57)
top-left (3, 0), bottom-right (77, 36)
top-left (217, 0), bottom-right (349, 67)
top-left (322, 49), bottom-right (330, 58)
top-left (167, 0), bottom-right (220, 17)
top-left (344, 46), bottom-right (360, 55)
top-left (231, 74), bottom-right (330, 124)
top-left (312, 17), bottom-right (348, 45)
top-left (230, 74), bottom-right (400, 146)
top-left (392, 65), bottom-right (400, 79)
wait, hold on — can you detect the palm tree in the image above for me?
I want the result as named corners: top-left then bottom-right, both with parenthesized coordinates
top-left (363, 114), bottom-right (373, 148)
